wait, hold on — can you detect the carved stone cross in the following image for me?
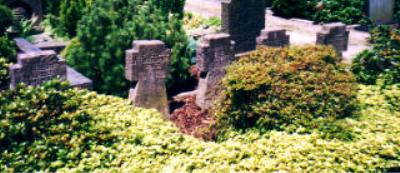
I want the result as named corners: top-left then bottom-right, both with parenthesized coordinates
top-left (125, 40), bottom-right (170, 116)
top-left (196, 33), bottom-right (235, 110)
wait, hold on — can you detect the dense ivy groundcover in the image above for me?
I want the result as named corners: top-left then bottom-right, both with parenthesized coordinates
top-left (1, 82), bottom-right (400, 172)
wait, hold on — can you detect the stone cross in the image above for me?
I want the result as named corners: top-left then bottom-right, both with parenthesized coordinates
top-left (125, 40), bottom-right (170, 116)
top-left (9, 50), bottom-right (67, 88)
top-left (316, 22), bottom-right (349, 56)
top-left (196, 33), bottom-right (235, 110)
top-left (257, 29), bottom-right (290, 47)
top-left (222, 0), bottom-right (265, 53)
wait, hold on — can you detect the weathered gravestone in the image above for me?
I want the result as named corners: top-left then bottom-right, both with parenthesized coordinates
top-left (222, 0), bottom-right (265, 53)
top-left (257, 29), bottom-right (290, 47)
top-left (196, 33), bottom-right (235, 110)
top-left (316, 22), bottom-right (349, 56)
top-left (4, 0), bottom-right (43, 26)
top-left (125, 40), bottom-right (170, 116)
top-left (9, 38), bottom-right (92, 89)
top-left (9, 50), bottom-right (67, 88)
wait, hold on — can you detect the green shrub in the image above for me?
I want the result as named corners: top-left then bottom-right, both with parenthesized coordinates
top-left (0, 80), bottom-right (119, 172)
top-left (64, 0), bottom-right (191, 96)
top-left (0, 36), bottom-right (16, 62)
top-left (0, 4), bottom-right (14, 35)
top-left (215, 46), bottom-right (358, 132)
top-left (58, 0), bottom-right (87, 37)
top-left (394, 0), bottom-right (400, 24)
top-left (271, 0), bottom-right (369, 25)
top-left (314, 0), bottom-right (369, 25)
top-left (271, 0), bottom-right (316, 19)
top-left (0, 57), bottom-right (9, 89)
top-left (3, 82), bottom-right (400, 172)
top-left (1, 80), bottom-right (400, 172)
top-left (352, 26), bottom-right (400, 85)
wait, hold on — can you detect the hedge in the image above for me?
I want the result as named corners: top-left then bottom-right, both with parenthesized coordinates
top-left (1, 80), bottom-right (400, 172)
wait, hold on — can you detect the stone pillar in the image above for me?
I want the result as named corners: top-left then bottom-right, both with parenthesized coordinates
top-left (9, 50), bottom-right (67, 88)
top-left (125, 40), bottom-right (170, 116)
top-left (316, 22), bottom-right (349, 56)
top-left (196, 33), bottom-right (235, 110)
top-left (222, 0), bottom-right (265, 53)
top-left (257, 29), bottom-right (290, 47)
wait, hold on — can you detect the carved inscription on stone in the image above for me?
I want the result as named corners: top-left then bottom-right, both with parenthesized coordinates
top-left (125, 40), bottom-right (170, 116)
top-left (196, 33), bottom-right (235, 110)
top-left (9, 50), bottom-right (67, 88)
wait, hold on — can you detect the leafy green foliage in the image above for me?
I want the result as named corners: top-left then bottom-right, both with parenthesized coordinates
top-left (150, 0), bottom-right (186, 18)
top-left (314, 0), bottom-right (369, 25)
top-left (271, 0), bottom-right (369, 24)
top-left (0, 57), bottom-right (9, 89)
top-left (58, 0), bottom-right (87, 37)
top-left (215, 46), bottom-right (358, 133)
top-left (0, 36), bottom-right (16, 62)
top-left (352, 26), bottom-right (400, 85)
top-left (272, 0), bottom-right (317, 19)
top-left (0, 4), bottom-right (14, 35)
top-left (394, 0), bottom-right (400, 24)
top-left (0, 80), bottom-right (118, 172)
top-left (2, 81), bottom-right (400, 172)
top-left (64, 0), bottom-right (191, 96)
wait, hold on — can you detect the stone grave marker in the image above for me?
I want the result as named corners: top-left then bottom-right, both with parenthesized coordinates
top-left (125, 40), bottom-right (170, 116)
top-left (222, 0), bottom-right (265, 53)
top-left (9, 50), bottom-right (67, 88)
top-left (196, 33), bottom-right (235, 110)
top-left (7, 38), bottom-right (92, 89)
top-left (368, 0), bottom-right (394, 24)
top-left (316, 22), bottom-right (349, 56)
top-left (257, 29), bottom-right (290, 47)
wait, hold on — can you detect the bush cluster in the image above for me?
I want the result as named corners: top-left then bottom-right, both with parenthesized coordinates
top-left (270, 0), bottom-right (369, 25)
top-left (0, 57), bottom-right (9, 89)
top-left (64, 0), bottom-right (191, 96)
top-left (395, 0), bottom-right (400, 24)
top-left (2, 80), bottom-right (400, 172)
top-left (0, 4), bottom-right (14, 35)
top-left (0, 80), bottom-right (119, 172)
top-left (215, 46), bottom-right (358, 132)
top-left (352, 26), bottom-right (400, 85)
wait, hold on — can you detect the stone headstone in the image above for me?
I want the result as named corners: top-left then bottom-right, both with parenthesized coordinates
top-left (196, 33), bottom-right (235, 110)
top-left (257, 29), bottom-right (290, 47)
top-left (5, 0), bottom-right (43, 26)
top-left (316, 22), bottom-right (349, 56)
top-left (9, 50), bottom-right (67, 88)
top-left (8, 38), bottom-right (92, 89)
top-left (125, 40), bottom-right (170, 116)
top-left (222, 0), bottom-right (265, 53)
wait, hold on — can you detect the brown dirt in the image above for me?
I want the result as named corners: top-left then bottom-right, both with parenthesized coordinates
top-left (170, 95), bottom-right (217, 141)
